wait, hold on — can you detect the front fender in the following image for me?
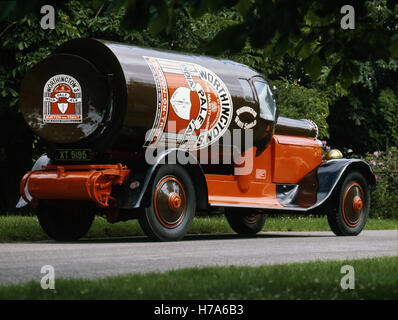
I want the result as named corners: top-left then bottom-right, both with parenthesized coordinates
top-left (275, 158), bottom-right (375, 212)
top-left (309, 158), bottom-right (376, 211)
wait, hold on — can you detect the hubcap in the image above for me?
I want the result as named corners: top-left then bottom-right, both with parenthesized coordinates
top-left (342, 182), bottom-right (364, 227)
top-left (352, 196), bottom-right (363, 213)
top-left (168, 192), bottom-right (182, 211)
top-left (154, 176), bottom-right (186, 228)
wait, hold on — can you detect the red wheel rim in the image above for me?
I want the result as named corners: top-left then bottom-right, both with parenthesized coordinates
top-left (154, 176), bottom-right (186, 229)
top-left (342, 182), bottom-right (364, 227)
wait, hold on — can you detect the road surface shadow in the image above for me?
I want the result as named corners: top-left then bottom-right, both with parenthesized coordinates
top-left (184, 232), bottom-right (335, 241)
top-left (42, 231), bottom-right (335, 244)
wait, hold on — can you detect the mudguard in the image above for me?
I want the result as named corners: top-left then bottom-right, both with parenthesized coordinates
top-left (16, 154), bottom-right (52, 208)
top-left (313, 159), bottom-right (375, 209)
top-left (276, 158), bottom-right (376, 212)
top-left (116, 148), bottom-right (208, 210)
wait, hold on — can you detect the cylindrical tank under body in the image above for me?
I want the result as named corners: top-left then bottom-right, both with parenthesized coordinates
top-left (20, 38), bottom-right (277, 161)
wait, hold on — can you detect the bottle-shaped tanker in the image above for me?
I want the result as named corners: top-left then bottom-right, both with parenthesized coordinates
top-left (20, 38), bottom-right (290, 161)
top-left (18, 38), bottom-right (359, 244)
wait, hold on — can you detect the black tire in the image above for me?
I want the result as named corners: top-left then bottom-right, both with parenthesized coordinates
top-left (138, 165), bottom-right (196, 241)
top-left (225, 208), bottom-right (266, 235)
top-left (37, 200), bottom-right (95, 241)
top-left (327, 171), bottom-right (370, 236)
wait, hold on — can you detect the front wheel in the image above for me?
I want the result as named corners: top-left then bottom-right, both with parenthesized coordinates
top-left (138, 165), bottom-right (196, 241)
top-left (37, 200), bottom-right (95, 241)
top-left (327, 171), bottom-right (370, 236)
top-left (225, 208), bottom-right (266, 235)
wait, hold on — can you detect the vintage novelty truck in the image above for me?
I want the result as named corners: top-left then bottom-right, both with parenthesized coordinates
top-left (17, 38), bottom-right (375, 241)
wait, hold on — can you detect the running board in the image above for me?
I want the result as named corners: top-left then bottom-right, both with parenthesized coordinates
top-left (209, 202), bottom-right (308, 211)
top-left (206, 174), bottom-right (316, 212)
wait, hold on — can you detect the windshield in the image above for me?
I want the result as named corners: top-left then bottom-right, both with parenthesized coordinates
top-left (253, 80), bottom-right (276, 121)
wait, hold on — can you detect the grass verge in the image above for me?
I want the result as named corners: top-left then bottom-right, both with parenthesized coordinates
top-left (0, 257), bottom-right (396, 299)
top-left (0, 215), bottom-right (396, 242)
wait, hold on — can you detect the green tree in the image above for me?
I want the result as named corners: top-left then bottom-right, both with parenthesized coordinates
top-left (327, 59), bottom-right (398, 153)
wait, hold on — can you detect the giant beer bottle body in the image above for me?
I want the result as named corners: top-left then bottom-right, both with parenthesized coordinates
top-left (20, 38), bottom-right (276, 167)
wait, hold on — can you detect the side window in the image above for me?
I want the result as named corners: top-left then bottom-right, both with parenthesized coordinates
top-left (239, 79), bottom-right (255, 103)
top-left (253, 80), bottom-right (276, 121)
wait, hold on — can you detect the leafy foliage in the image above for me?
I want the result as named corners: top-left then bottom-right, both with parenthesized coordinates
top-left (363, 147), bottom-right (398, 219)
top-left (271, 79), bottom-right (330, 138)
top-left (3, 0), bottom-right (396, 88)
top-left (327, 59), bottom-right (398, 153)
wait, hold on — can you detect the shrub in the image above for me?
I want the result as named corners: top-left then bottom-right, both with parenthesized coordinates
top-left (363, 147), bottom-right (398, 219)
top-left (270, 79), bottom-right (330, 139)
top-left (321, 142), bottom-right (398, 219)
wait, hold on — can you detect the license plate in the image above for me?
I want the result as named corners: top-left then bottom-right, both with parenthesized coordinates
top-left (55, 149), bottom-right (91, 161)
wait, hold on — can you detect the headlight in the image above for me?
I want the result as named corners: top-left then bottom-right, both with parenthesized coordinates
top-left (326, 149), bottom-right (343, 160)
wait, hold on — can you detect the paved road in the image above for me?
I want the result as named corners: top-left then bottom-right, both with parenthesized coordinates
top-left (0, 230), bottom-right (397, 285)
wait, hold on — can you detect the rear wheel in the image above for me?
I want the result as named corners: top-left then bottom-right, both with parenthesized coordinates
top-left (138, 165), bottom-right (196, 241)
top-left (225, 208), bottom-right (266, 235)
top-left (37, 200), bottom-right (95, 241)
top-left (327, 171), bottom-right (370, 236)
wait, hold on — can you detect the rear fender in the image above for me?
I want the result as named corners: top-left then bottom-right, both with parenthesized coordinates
top-left (117, 148), bottom-right (209, 210)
